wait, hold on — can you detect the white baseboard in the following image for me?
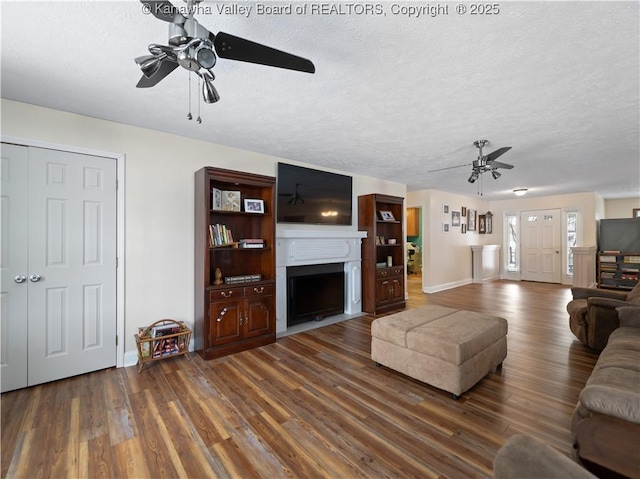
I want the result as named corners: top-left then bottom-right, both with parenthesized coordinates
top-left (422, 278), bottom-right (472, 294)
top-left (123, 350), bottom-right (139, 368)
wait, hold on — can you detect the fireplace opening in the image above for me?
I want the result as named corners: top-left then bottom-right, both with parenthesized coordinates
top-left (287, 263), bottom-right (345, 327)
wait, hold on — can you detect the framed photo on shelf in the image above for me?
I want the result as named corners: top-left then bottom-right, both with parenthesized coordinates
top-left (479, 214), bottom-right (487, 234)
top-left (451, 211), bottom-right (461, 227)
top-left (461, 206), bottom-right (467, 217)
top-left (211, 187), bottom-right (223, 211)
top-left (443, 223), bottom-right (450, 233)
top-left (379, 210), bottom-right (395, 221)
top-left (467, 209), bottom-right (477, 231)
top-left (222, 191), bottom-right (241, 211)
top-left (244, 198), bottom-right (264, 213)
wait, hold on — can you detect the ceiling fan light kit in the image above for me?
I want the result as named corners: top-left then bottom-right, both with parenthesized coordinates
top-left (430, 139), bottom-right (514, 195)
top-left (513, 188), bottom-right (528, 196)
top-left (134, 0), bottom-right (315, 121)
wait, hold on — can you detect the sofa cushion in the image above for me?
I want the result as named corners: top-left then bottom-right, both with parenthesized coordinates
top-left (580, 368), bottom-right (640, 424)
top-left (617, 306), bottom-right (640, 328)
top-left (493, 434), bottom-right (597, 479)
top-left (626, 283), bottom-right (640, 303)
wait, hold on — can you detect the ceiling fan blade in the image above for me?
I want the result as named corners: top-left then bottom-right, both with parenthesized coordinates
top-left (136, 59), bottom-right (179, 88)
top-left (213, 32), bottom-right (315, 74)
top-left (427, 163), bottom-right (471, 173)
top-left (489, 161), bottom-right (514, 170)
top-left (140, 1), bottom-right (186, 23)
top-left (485, 146), bottom-right (512, 162)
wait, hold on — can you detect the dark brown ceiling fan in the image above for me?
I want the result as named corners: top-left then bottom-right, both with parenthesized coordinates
top-left (135, 0), bottom-right (315, 104)
top-left (429, 140), bottom-right (513, 183)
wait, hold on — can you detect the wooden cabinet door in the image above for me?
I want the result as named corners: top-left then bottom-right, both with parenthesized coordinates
top-left (390, 277), bottom-right (404, 302)
top-left (244, 295), bottom-right (273, 339)
top-left (376, 278), bottom-right (392, 306)
top-left (209, 299), bottom-right (243, 346)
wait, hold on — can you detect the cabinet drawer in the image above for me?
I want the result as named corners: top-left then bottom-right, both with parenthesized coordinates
top-left (376, 267), bottom-right (404, 278)
top-left (244, 284), bottom-right (274, 297)
top-left (209, 287), bottom-right (243, 301)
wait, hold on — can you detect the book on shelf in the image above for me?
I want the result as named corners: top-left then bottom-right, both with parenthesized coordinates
top-left (209, 224), bottom-right (234, 247)
top-left (239, 238), bottom-right (265, 248)
top-left (601, 250), bottom-right (621, 254)
top-left (621, 274), bottom-right (639, 280)
top-left (224, 274), bottom-right (262, 284)
top-left (624, 255), bottom-right (640, 263)
top-left (599, 256), bottom-right (617, 262)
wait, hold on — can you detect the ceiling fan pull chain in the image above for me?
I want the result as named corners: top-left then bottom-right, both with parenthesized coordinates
top-left (187, 72), bottom-right (193, 120)
top-left (197, 75), bottom-right (202, 124)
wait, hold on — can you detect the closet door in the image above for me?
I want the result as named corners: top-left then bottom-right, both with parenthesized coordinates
top-left (1, 144), bottom-right (30, 392)
top-left (0, 144), bottom-right (117, 392)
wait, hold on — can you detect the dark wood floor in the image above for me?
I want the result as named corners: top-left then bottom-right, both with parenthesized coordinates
top-left (1, 279), bottom-right (599, 478)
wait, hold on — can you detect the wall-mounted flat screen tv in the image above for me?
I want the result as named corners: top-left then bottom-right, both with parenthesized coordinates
top-left (277, 163), bottom-right (352, 225)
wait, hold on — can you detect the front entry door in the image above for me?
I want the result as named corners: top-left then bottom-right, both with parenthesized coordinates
top-left (1, 144), bottom-right (117, 392)
top-left (520, 209), bottom-right (561, 283)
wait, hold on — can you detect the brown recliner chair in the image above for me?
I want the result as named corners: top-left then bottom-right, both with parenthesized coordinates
top-left (567, 282), bottom-right (640, 351)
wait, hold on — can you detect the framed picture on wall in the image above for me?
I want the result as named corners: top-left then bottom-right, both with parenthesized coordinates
top-left (634, 208), bottom-right (640, 218)
top-left (451, 211), bottom-right (461, 227)
top-left (461, 207), bottom-right (467, 217)
top-left (485, 212), bottom-right (493, 234)
top-left (461, 224), bottom-right (467, 234)
top-left (467, 209), bottom-right (477, 231)
top-left (443, 204), bottom-right (449, 214)
top-left (443, 223), bottom-right (450, 233)
top-left (479, 214), bottom-right (487, 234)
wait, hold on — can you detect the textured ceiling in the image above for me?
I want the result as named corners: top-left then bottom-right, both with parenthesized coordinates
top-left (1, 1), bottom-right (639, 200)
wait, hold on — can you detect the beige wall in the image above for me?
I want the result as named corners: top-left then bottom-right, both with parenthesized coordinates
top-left (409, 190), bottom-right (603, 290)
top-left (605, 197), bottom-right (640, 219)
top-left (407, 189), bottom-right (491, 291)
top-left (1, 99), bottom-right (405, 360)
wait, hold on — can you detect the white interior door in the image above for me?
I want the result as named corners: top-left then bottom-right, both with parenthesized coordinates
top-left (520, 209), bottom-right (562, 283)
top-left (0, 144), bottom-right (117, 392)
top-left (1, 144), bottom-right (30, 391)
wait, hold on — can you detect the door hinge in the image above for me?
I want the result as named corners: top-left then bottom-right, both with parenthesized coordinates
top-left (116, 335), bottom-right (118, 346)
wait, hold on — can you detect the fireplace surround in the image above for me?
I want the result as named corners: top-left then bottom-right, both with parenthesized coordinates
top-left (275, 229), bottom-right (367, 333)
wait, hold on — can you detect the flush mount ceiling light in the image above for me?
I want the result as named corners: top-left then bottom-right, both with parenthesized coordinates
top-left (513, 188), bottom-right (528, 196)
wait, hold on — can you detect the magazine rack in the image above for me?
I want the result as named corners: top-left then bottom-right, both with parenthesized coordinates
top-left (134, 319), bottom-right (192, 372)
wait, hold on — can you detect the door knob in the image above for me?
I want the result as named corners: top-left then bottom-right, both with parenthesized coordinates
top-left (29, 274), bottom-right (42, 282)
top-left (14, 275), bottom-right (26, 284)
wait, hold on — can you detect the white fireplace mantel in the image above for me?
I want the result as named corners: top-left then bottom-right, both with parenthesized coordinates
top-left (275, 229), bottom-right (367, 333)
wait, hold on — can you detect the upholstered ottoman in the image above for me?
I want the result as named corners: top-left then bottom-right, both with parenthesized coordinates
top-left (371, 305), bottom-right (508, 398)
